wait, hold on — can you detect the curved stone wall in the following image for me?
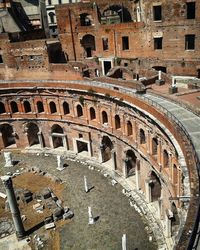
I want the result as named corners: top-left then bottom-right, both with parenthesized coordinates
top-left (0, 81), bottom-right (198, 249)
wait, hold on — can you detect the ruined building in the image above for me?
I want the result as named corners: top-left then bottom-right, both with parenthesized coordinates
top-left (0, 0), bottom-right (200, 249)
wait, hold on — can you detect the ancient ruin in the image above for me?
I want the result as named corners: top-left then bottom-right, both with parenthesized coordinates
top-left (0, 0), bottom-right (200, 249)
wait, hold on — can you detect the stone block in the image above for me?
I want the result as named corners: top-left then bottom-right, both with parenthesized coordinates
top-left (155, 79), bottom-right (165, 86)
top-left (63, 210), bottom-right (74, 220)
top-left (44, 222), bottom-right (55, 230)
top-left (168, 86), bottom-right (178, 94)
top-left (44, 216), bottom-right (53, 225)
top-left (41, 188), bottom-right (51, 199)
top-left (53, 207), bottom-right (63, 218)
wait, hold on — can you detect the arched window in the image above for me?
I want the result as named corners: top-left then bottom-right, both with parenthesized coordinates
top-left (0, 102), bottom-right (5, 114)
top-left (163, 150), bottom-right (169, 168)
top-left (90, 107), bottom-right (96, 120)
top-left (49, 12), bottom-right (55, 24)
top-left (127, 121), bottom-right (132, 136)
top-left (24, 101), bottom-right (31, 113)
top-left (126, 150), bottom-right (137, 177)
top-left (37, 101), bottom-right (44, 113)
top-left (150, 171), bottom-right (161, 202)
top-left (81, 34), bottom-right (96, 58)
top-left (26, 122), bottom-right (40, 146)
top-left (77, 104), bottom-right (83, 117)
top-left (152, 137), bottom-right (158, 155)
top-left (63, 101), bottom-right (70, 115)
top-left (102, 111), bottom-right (108, 124)
top-left (115, 115), bottom-right (121, 129)
top-left (101, 135), bottom-right (113, 162)
top-left (140, 128), bottom-right (146, 144)
top-left (49, 101), bottom-right (57, 114)
top-left (10, 101), bottom-right (18, 113)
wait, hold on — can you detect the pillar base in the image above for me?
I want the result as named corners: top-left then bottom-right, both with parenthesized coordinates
top-left (169, 86), bottom-right (178, 94)
top-left (156, 79), bottom-right (165, 86)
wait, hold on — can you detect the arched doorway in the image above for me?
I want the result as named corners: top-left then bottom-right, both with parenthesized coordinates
top-left (115, 115), bottom-right (121, 129)
top-left (149, 171), bottom-right (161, 202)
top-left (125, 150), bottom-right (137, 177)
top-left (90, 107), bottom-right (96, 120)
top-left (101, 136), bottom-right (113, 162)
top-left (51, 124), bottom-right (67, 149)
top-left (0, 124), bottom-right (16, 148)
top-left (81, 34), bottom-right (96, 58)
top-left (26, 123), bottom-right (40, 147)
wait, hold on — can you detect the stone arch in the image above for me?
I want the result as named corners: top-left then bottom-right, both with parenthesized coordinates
top-left (0, 123), bottom-right (16, 148)
top-left (51, 124), bottom-right (64, 148)
top-left (10, 101), bottom-right (18, 113)
top-left (102, 5), bottom-right (132, 23)
top-left (152, 137), bottom-right (158, 155)
top-left (37, 101), bottom-right (44, 113)
top-left (0, 101), bottom-right (5, 114)
top-left (24, 100), bottom-right (31, 113)
top-left (80, 13), bottom-right (92, 26)
top-left (139, 128), bottom-right (146, 144)
top-left (125, 149), bottom-right (137, 177)
top-left (149, 171), bottom-right (161, 202)
top-left (115, 114), bottom-right (121, 129)
top-left (77, 104), bottom-right (83, 117)
top-left (101, 135), bottom-right (113, 162)
top-left (63, 101), bottom-right (70, 115)
top-left (49, 101), bottom-right (57, 114)
top-left (26, 122), bottom-right (40, 147)
top-left (102, 110), bottom-right (108, 124)
top-left (127, 121), bottom-right (133, 136)
top-left (89, 107), bottom-right (96, 120)
top-left (163, 149), bottom-right (169, 168)
top-left (81, 34), bottom-right (96, 58)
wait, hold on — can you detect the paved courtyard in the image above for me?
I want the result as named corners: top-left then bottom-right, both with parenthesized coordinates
top-left (0, 151), bottom-right (157, 250)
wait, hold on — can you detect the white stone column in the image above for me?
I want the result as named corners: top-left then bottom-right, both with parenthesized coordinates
top-left (88, 206), bottom-right (95, 224)
top-left (122, 234), bottom-right (127, 250)
top-left (4, 152), bottom-right (13, 167)
top-left (57, 155), bottom-right (64, 171)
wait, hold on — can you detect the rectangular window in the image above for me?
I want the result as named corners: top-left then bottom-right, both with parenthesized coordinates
top-left (102, 38), bottom-right (109, 51)
top-left (186, 2), bottom-right (195, 19)
top-left (185, 35), bottom-right (195, 50)
top-left (122, 36), bottom-right (129, 50)
top-left (153, 5), bottom-right (162, 21)
top-left (154, 37), bottom-right (163, 50)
